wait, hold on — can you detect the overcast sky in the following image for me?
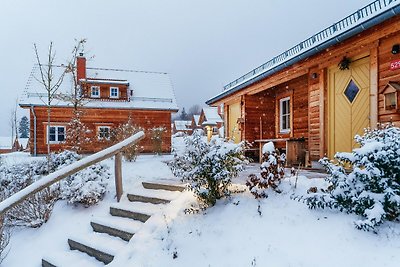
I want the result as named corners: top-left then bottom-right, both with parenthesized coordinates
top-left (0, 0), bottom-right (372, 136)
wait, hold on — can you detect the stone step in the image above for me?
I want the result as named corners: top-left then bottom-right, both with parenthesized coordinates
top-left (42, 250), bottom-right (103, 267)
top-left (142, 181), bottom-right (185, 192)
top-left (127, 193), bottom-right (170, 204)
top-left (109, 206), bottom-right (151, 223)
top-left (91, 215), bottom-right (143, 241)
top-left (68, 232), bottom-right (127, 265)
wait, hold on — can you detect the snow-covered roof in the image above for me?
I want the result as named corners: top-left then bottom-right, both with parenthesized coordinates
top-left (174, 120), bottom-right (191, 131)
top-left (207, 0), bottom-right (400, 104)
top-left (202, 107), bottom-right (223, 125)
top-left (193, 115), bottom-right (200, 126)
top-left (20, 65), bottom-right (178, 111)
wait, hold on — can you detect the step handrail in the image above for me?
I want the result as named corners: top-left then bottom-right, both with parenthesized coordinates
top-left (0, 131), bottom-right (145, 216)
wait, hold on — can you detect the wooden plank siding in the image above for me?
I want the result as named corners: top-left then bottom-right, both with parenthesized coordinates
top-left (81, 83), bottom-right (129, 101)
top-left (30, 107), bottom-right (172, 155)
top-left (210, 15), bottom-right (400, 162)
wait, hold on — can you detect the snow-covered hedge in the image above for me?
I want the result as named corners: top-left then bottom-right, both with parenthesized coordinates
top-left (305, 124), bottom-right (400, 231)
top-left (169, 132), bottom-right (247, 208)
top-left (246, 142), bottom-right (286, 198)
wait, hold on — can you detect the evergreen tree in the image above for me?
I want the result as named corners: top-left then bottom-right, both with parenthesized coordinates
top-left (180, 107), bottom-right (189, 120)
top-left (18, 116), bottom-right (29, 138)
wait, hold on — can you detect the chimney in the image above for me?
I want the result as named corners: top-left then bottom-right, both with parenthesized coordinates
top-left (76, 53), bottom-right (86, 81)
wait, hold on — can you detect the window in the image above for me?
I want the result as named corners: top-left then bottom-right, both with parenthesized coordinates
top-left (279, 97), bottom-right (291, 133)
top-left (98, 126), bottom-right (110, 139)
top-left (110, 87), bottom-right (119, 98)
top-left (47, 126), bottom-right (65, 143)
top-left (385, 92), bottom-right (397, 110)
top-left (91, 86), bottom-right (100, 98)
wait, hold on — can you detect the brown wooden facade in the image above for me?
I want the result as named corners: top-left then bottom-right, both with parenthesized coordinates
top-left (208, 14), bottom-right (400, 163)
top-left (29, 107), bottom-right (172, 154)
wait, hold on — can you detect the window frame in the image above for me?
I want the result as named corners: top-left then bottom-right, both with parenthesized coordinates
top-left (47, 125), bottom-right (66, 144)
top-left (384, 92), bottom-right (397, 110)
top-left (91, 86), bottom-right (100, 98)
top-left (279, 97), bottom-right (291, 133)
top-left (98, 126), bottom-right (111, 140)
top-left (110, 87), bottom-right (119, 99)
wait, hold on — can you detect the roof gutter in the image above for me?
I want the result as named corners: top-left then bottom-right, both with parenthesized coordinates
top-left (206, 4), bottom-right (400, 105)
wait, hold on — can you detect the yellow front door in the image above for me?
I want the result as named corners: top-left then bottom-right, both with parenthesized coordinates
top-left (228, 102), bottom-right (241, 143)
top-left (328, 56), bottom-right (370, 158)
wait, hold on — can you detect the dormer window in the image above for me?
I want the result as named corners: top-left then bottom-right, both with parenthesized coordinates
top-left (110, 87), bottom-right (119, 99)
top-left (91, 86), bottom-right (100, 98)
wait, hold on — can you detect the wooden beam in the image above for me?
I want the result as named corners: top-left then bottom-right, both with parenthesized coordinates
top-left (319, 68), bottom-right (326, 159)
top-left (370, 44), bottom-right (379, 128)
top-left (115, 152), bottom-right (123, 202)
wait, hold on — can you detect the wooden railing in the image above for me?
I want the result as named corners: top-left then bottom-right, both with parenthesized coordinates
top-left (0, 131), bottom-right (145, 216)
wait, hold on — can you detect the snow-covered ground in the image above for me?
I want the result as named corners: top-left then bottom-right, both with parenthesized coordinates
top-left (2, 137), bottom-right (400, 266)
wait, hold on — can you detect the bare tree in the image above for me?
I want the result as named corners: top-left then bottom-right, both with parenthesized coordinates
top-left (34, 42), bottom-right (66, 166)
top-left (9, 99), bottom-right (18, 149)
top-left (188, 104), bottom-right (202, 117)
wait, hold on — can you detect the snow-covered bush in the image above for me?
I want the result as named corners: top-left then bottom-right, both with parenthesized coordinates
top-left (169, 132), bottom-right (247, 208)
top-left (151, 126), bottom-right (166, 154)
top-left (0, 151), bottom-right (109, 228)
top-left (111, 117), bottom-right (143, 162)
top-left (7, 188), bottom-right (58, 228)
top-left (60, 163), bottom-right (110, 207)
top-left (304, 124), bottom-right (400, 231)
top-left (246, 142), bottom-right (286, 198)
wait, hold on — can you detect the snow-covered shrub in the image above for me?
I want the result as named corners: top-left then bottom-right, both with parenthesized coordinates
top-left (246, 142), bottom-right (286, 198)
top-left (6, 188), bottom-right (58, 228)
top-left (151, 126), bottom-right (166, 154)
top-left (304, 124), bottom-right (400, 231)
top-left (111, 117), bottom-right (143, 162)
top-left (169, 131), bottom-right (247, 208)
top-left (60, 163), bottom-right (110, 207)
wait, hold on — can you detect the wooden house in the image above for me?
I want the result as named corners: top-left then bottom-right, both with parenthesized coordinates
top-left (173, 120), bottom-right (192, 135)
top-left (198, 107), bottom-right (224, 140)
top-left (19, 55), bottom-right (178, 155)
top-left (190, 115), bottom-right (202, 132)
top-left (206, 1), bottom-right (400, 166)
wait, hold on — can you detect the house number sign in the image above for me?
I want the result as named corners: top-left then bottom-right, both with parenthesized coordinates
top-left (390, 59), bottom-right (400, 71)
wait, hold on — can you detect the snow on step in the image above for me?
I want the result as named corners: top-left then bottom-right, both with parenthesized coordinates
top-left (142, 181), bottom-right (186, 192)
top-left (42, 250), bottom-right (104, 267)
top-left (110, 201), bottom-right (166, 216)
top-left (129, 188), bottom-right (182, 201)
top-left (69, 231), bottom-right (127, 257)
top-left (91, 215), bottom-right (144, 235)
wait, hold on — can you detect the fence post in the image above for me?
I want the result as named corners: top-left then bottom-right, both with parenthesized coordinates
top-left (115, 152), bottom-right (123, 202)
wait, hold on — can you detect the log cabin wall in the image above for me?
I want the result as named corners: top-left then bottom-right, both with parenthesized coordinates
top-left (30, 107), bottom-right (172, 155)
top-left (243, 90), bottom-right (275, 143)
top-left (378, 31), bottom-right (400, 125)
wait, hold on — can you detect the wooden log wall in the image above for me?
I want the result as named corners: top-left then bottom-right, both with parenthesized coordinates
top-left (243, 91), bottom-right (275, 143)
top-left (29, 107), bottom-right (172, 155)
top-left (378, 31), bottom-right (400, 125)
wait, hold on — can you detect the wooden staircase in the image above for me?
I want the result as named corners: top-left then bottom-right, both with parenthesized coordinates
top-left (42, 182), bottom-right (184, 267)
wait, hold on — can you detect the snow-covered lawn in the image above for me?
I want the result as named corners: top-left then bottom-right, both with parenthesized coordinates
top-left (2, 143), bottom-right (400, 266)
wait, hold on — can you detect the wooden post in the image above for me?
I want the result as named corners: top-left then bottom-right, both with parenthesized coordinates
top-left (115, 152), bottom-right (123, 202)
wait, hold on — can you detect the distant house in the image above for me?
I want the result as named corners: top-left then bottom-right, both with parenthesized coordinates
top-left (0, 137), bottom-right (29, 154)
top-left (198, 107), bottom-right (223, 140)
top-left (190, 115), bottom-right (201, 132)
top-left (19, 54), bottom-right (178, 155)
top-left (173, 120), bottom-right (192, 135)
